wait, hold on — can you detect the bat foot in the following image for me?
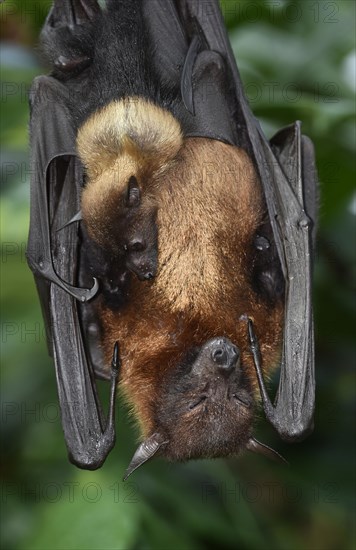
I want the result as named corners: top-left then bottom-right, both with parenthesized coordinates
top-left (41, 1), bottom-right (100, 80)
top-left (46, 0), bottom-right (100, 29)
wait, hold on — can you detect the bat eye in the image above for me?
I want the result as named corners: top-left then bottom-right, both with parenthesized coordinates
top-left (126, 176), bottom-right (141, 207)
top-left (254, 235), bottom-right (270, 251)
top-left (189, 396), bottom-right (207, 410)
top-left (232, 394), bottom-right (251, 409)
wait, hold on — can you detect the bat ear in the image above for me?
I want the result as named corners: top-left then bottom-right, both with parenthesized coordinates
top-left (123, 433), bottom-right (169, 481)
top-left (246, 437), bottom-right (288, 465)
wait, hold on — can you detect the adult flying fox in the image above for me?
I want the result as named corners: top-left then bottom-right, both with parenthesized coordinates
top-left (27, 0), bottom-right (317, 477)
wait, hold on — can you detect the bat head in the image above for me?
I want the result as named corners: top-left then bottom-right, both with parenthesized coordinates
top-left (81, 172), bottom-right (158, 282)
top-left (123, 336), bottom-right (286, 479)
top-left (122, 176), bottom-right (158, 281)
top-left (154, 336), bottom-right (254, 460)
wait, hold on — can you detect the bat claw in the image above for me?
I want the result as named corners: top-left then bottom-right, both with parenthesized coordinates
top-left (248, 318), bottom-right (261, 358)
top-left (111, 342), bottom-right (121, 374)
top-left (50, 271), bottom-right (99, 302)
top-left (56, 210), bottom-right (82, 231)
top-left (69, 277), bottom-right (99, 302)
top-left (246, 437), bottom-right (288, 465)
top-left (247, 318), bottom-right (256, 346)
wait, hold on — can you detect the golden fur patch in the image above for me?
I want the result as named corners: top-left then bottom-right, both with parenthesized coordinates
top-left (77, 97), bottom-right (182, 178)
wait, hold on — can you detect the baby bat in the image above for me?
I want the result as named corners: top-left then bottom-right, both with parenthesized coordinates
top-left (27, 0), bottom-right (317, 476)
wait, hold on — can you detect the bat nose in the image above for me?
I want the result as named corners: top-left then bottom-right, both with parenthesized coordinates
top-left (133, 266), bottom-right (156, 281)
top-left (211, 339), bottom-right (240, 371)
top-left (126, 255), bottom-right (157, 281)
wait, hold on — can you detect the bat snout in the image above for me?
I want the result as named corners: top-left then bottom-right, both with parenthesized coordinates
top-left (125, 249), bottom-right (157, 281)
top-left (210, 338), bottom-right (240, 371)
top-left (129, 262), bottom-right (157, 281)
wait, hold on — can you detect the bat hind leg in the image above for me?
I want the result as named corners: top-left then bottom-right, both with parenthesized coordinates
top-left (41, 0), bottom-right (101, 78)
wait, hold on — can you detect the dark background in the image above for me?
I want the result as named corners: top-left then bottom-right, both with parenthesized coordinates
top-left (1, 1), bottom-right (355, 549)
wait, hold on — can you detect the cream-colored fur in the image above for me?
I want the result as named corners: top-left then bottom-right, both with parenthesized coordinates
top-left (77, 97), bottom-right (183, 178)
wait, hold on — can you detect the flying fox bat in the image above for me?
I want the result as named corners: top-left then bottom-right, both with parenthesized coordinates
top-left (27, 0), bottom-right (317, 478)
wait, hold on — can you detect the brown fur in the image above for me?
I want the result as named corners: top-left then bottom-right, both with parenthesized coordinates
top-left (99, 138), bottom-right (284, 437)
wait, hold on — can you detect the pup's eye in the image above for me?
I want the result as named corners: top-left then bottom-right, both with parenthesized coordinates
top-left (189, 396), bottom-right (207, 410)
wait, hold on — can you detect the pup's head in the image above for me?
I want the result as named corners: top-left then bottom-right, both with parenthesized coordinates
top-left (81, 169), bottom-right (158, 281)
top-left (77, 98), bottom-right (183, 282)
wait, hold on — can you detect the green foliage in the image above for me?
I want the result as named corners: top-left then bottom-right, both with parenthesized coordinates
top-left (1, 1), bottom-right (355, 549)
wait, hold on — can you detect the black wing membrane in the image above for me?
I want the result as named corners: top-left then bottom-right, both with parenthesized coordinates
top-left (27, 77), bottom-right (98, 303)
top-left (150, 0), bottom-right (316, 440)
top-left (27, 75), bottom-right (119, 468)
